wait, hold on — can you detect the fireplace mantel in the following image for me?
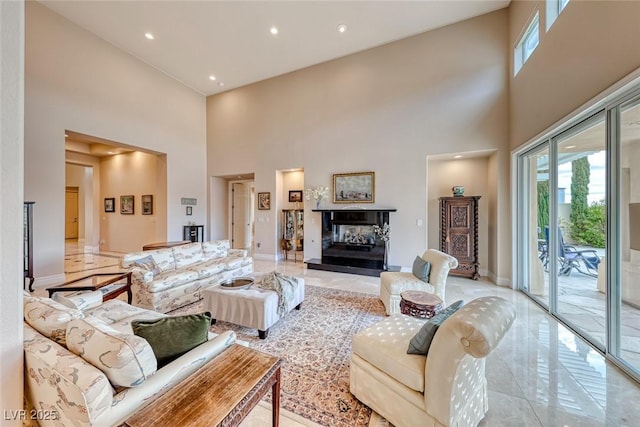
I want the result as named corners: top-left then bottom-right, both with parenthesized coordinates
top-left (306, 208), bottom-right (399, 277)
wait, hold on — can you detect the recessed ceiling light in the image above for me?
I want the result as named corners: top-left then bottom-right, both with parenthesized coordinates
top-left (454, 155), bottom-right (463, 159)
top-left (337, 24), bottom-right (348, 33)
top-left (218, 82), bottom-right (224, 87)
top-left (107, 151), bottom-right (114, 155)
top-left (270, 27), bottom-right (279, 35)
top-left (565, 145), bottom-right (576, 149)
top-left (209, 75), bottom-right (216, 81)
top-left (64, 134), bottom-right (69, 138)
top-left (144, 32), bottom-right (155, 40)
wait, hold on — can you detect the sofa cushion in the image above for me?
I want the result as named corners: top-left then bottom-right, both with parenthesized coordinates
top-left (66, 316), bottom-right (157, 388)
top-left (412, 256), bottom-right (431, 282)
top-left (202, 240), bottom-right (230, 259)
top-left (144, 269), bottom-right (200, 293)
top-left (132, 312), bottom-right (211, 368)
top-left (222, 256), bottom-right (246, 270)
top-left (24, 297), bottom-right (84, 346)
top-left (131, 255), bottom-right (161, 277)
top-left (85, 299), bottom-right (165, 326)
top-left (186, 257), bottom-right (226, 278)
top-left (23, 324), bottom-right (114, 424)
top-left (352, 315), bottom-right (427, 393)
top-left (53, 290), bottom-right (103, 311)
top-left (122, 248), bottom-right (175, 272)
top-left (407, 300), bottom-right (464, 355)
top-left (172, 242), bottom-right (205, 268)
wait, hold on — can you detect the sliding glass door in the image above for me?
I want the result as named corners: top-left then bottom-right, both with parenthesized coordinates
top-left (615, 96), bottom-right (640, 374)
top-left (520, 146), bottom-right (550, 309)
top-left (517, 85), bottom-right (640, 382)
top-left (553, 112), bottom-right (606, 350)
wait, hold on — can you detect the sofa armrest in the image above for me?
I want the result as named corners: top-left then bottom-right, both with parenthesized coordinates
top-left (424, 296), bottom-right (515, 425)
top-left (228, 248), bottom-right (248, 257)
top-left (129, 267), bottom-right (155, 284)
top-left (24, 324), bottom-right (114, 426)
top-left (105, 330), bottom-right (237, 426)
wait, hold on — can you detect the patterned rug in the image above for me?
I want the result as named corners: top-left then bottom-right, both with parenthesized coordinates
top-left (174, 284), bottom-right (386, 427)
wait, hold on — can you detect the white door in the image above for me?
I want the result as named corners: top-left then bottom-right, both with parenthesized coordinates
top-left (232, 182), bottom-right (252, 249)
top-left (65, 188), bottom-right (79, 239)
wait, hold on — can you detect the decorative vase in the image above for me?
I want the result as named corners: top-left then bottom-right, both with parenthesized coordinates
top-left (452, 186), bottom-right (465, 197)
top-left (315, 200), bottom-right (321, 210)
top-left (383, 240), bottom-right (389, 271)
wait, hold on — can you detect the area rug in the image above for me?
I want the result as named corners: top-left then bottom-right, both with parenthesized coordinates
top-left (174, 284), bottom-right (386, 427)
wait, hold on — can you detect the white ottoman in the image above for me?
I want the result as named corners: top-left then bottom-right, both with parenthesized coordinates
top-left (203, 277), bottom-right (305, 339)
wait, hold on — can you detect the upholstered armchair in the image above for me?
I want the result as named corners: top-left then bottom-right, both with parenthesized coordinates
top-left (350, 296), bottom-right (516, 427)
top-left (380, 249), bottom-right (458, 315)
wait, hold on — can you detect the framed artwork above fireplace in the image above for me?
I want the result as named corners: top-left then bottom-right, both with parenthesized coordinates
top-left (333, 171), bottom-right (375, 203)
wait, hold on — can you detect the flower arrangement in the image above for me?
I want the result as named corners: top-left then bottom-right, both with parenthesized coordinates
top-left (305, 186), bottom-right (330, 208)
top-left (373, 222), bottom-right (391, 241)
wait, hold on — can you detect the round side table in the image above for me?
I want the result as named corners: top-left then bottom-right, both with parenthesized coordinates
top-left (399, 291), bottom-right (443, 319)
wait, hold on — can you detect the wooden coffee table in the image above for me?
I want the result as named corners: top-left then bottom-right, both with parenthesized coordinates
top-left (46, 272), bottom-right (133, 304)
top-left (122, 344), bottom-right (282, 427)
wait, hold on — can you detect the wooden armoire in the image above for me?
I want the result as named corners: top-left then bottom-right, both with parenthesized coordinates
top-left (439, 196), bottom-right (480, 280)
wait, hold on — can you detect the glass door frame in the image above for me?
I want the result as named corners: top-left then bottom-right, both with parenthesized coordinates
top-left (514, 80), bottom-right (640, 383)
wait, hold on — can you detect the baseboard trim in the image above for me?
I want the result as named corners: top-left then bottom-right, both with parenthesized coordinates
top-left (253, 253), bottom-right (277, 261)
top-left (31, 273), bottom-right (65, 290)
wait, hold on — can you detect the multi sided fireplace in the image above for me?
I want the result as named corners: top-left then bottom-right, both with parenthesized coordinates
top-left (306, 209), bottom-right (397, 276)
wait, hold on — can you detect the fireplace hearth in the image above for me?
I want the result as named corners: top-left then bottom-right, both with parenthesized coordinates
top-left (306, 209), bottom-right (398, 277)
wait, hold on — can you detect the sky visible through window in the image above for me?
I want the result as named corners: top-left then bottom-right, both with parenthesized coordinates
top-left (558, 151), bottom-right (606, 204)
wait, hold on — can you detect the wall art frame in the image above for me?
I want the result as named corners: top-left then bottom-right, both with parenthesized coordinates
top-left (258, 192), bottom-right (271, 210)
top-left (120, 195), bottom-right (134, 214)
top-left (104, 197), bottom-right (115, 213)
top-left (333, 171), bottom-right (375, 203)
top-left (288, 190), bottom-right (303, 203)
top-left (141, 194), bottom-right (153, 215)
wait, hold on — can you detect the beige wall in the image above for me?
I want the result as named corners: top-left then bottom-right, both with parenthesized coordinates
top-left (207, 10), bottom-right (511, 278)
top-left (1, 0), bottom-right (24, 421)
top-left (509, 0), bottom-right (640, 147)
top-left (99, 151), bottom-right (167, 253)
top-left (25, 2), bottom-right (206, 284)
top-left (427, 156), bottom-right (492, 278)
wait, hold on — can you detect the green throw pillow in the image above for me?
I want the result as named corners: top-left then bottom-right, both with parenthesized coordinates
top-left (407, 300), bottom-right (464, 355)
top-left (412, 256), bottom-right (431, 282)
top-left (132, 312), bottom-right (211, 368)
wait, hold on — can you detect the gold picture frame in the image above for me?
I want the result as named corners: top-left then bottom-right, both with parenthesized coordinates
top-left (333, 172), bottom-right (375, 203)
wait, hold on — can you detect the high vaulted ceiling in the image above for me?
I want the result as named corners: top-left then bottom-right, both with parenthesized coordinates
top-left (41, 0), bottom-right (510, 96)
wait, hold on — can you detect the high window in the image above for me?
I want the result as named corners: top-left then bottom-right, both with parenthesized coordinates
top-left (514, 12), bottom-right (540, 75)
top-left (546, 0), bottom-right (570, 30)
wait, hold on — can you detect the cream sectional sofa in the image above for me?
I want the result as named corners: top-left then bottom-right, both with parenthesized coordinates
top-left (23, 292), bottom-right (236, 427)
top-left (122, 240), bottom-right (253, 313)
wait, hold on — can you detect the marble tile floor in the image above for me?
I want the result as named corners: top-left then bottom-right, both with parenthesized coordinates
top-left (57, 246), bottom-right (640, 427)
top-left (531, 270), bottom-right (640, 370)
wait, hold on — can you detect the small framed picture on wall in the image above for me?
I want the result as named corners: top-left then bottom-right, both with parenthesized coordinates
top-left (258, 192), bottom-right (271, 210)
top-left (120, 195), bottom-right (134, 214)
top-left (104, 198), bottom-right (115, 213)
top-left (288, 190), bottom-right (303, 203)
top-left (142, 194), bottom-right (153, 215)
top-left (186, 206), bottom-right (192, 215)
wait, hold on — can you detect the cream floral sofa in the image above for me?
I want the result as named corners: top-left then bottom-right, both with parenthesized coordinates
top-left (122, 240), bottom-right (253, 313)
top-left (23, 292), bottom-right (236, 427)
top-left (350, 296), bottom-right (516, 427)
